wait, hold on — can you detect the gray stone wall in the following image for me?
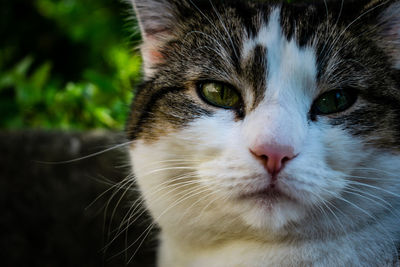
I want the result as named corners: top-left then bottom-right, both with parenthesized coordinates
top-left (0, 130), bottom-right (156, 267)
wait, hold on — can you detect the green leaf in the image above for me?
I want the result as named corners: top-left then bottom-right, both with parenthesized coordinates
top-left (30, 62), bottom-right (52, 90)
top-left (15, 56), bottom-right (34, 77)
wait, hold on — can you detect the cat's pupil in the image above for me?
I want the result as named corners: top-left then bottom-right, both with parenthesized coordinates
top-left (199, 82), bottom-right (240, 109)
top-left (313, 89), bottom-right (357, 115)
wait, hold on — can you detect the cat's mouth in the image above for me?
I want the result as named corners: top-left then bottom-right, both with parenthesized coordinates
top-left (239, 185), bottom-right (293, 208)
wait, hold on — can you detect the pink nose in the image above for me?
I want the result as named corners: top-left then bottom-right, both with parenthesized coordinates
top-left (250, 144), bottom-right (295, 175)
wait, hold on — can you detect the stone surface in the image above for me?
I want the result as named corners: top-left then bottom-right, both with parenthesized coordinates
top-left (0, 130), bottom-right (156, 267)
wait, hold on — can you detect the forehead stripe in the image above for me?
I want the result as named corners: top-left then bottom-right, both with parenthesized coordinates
top-left (241, 7), bottom-right (317, 107)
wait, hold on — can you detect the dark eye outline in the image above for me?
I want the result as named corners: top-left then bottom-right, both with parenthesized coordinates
top-left (196, 81), bottom-right (243, 110)
top-left (311, 88), bottom-right (358, 116)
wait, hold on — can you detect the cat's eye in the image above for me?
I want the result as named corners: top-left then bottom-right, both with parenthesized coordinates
top-left (312, 89), bottom-right (357, 115)
top-left (198, 82), bottom-right (241, 109)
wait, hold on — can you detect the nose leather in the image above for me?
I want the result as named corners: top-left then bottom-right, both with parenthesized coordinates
top-left (251, 143), bottom-right (295, 175)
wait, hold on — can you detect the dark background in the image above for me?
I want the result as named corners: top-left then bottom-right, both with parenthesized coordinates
top-left (0, 131), bottom-right (157, 267)
top-left (0, 0), bottom-right (156, 266)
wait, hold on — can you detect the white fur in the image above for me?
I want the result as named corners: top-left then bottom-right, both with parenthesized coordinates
top-left (243, 9), bottom-right (317, 157)
top-left (130, 7), bottom-right (400, 267)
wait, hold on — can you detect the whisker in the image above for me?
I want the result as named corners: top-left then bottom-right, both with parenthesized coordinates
top-left (177, 188), bottom-right (222, 222)
top-left (208, 0), bottom-right (239, 60)
top-left (121, 185), bottom-right (213, 262)
top-left (347, 180), bottom-right (400, 198)
top-left (111, 178), bottom-right (203, 243)
top-left (85, 174), bottom-right (135, 211)
top-left (33, 140), bottom-right (133, 164)
top-left (108, 177), bottom-right (138, 237)
top-left (348, 167), bottom-right (399, 177)
top-left (342, 189), bottom-right (391, 211)
top-left (321, 0), bottom-right (390, 64)
top-left (345, 185), bottom-right (394, 210)
top-left (109, 176), bottom-right (215, 250)
top-left (187, 0), bottom-right (231, 50)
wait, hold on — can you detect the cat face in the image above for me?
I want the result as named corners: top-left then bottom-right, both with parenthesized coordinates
top-left (128, 0), bottom-right (400, 240)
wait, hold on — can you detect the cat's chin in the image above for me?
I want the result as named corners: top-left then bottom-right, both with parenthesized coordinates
top-left (237, 187), bottom-right (306, 231)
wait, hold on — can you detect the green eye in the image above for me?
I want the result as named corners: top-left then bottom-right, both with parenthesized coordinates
top-left (313, 89), bottom-right (357, 115)
top-left (199, 82), bottom-right (240, 109)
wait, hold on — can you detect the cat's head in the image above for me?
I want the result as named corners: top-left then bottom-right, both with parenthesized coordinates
top-left (127, 0), bottom-right (400, 242)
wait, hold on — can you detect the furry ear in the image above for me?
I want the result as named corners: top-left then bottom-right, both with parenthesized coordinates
top-left (130, 0), bottom-right (180, 75)
top-left (376, 1), bottom-right (400, 69)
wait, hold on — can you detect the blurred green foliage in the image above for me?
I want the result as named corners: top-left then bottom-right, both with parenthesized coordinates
top-left (0, 0), bottom-right (141, 130)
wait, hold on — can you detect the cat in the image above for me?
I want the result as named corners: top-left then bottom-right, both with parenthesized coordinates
top-left (126, 0), bottom-right (400, 266)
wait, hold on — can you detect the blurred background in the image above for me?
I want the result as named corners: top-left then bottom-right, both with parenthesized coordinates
top-left (0, 0), bottom-right (141, 130)
top-left (0, 0), bottom-right (156, 266)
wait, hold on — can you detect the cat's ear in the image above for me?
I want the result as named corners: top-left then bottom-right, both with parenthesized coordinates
top-left (376, 1), bottom-right (400, 69)
top-left (129, 0), bottom-right (180, 75)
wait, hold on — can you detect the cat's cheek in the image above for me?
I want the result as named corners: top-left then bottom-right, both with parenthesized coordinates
top-left (321, 125), bottom-right (370, 171)
top-left (195, 143), bottom-right (267, 197)
top-left (129, 140), bottom-right (176, 219)
top-left (283, 125), bottom-right (365, 198)
top-left (279, 125), bottom-right (381, 214)
top-left (128, 112), bottom-right (242, 217)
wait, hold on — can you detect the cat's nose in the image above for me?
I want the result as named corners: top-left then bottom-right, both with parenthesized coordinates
top-left (250, 144), bottom-right (295, 175)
